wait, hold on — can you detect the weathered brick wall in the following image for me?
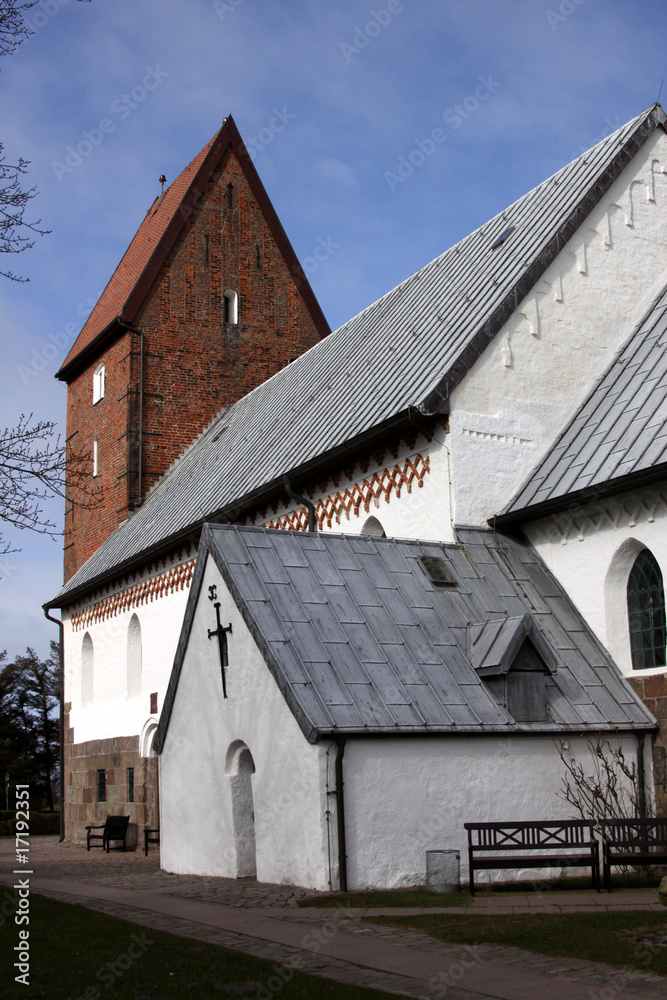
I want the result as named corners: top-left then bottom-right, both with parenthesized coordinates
top-left (626, 675), bottom-right (667, 816)
top-left (64, 333), bottom-right (133, 580)
top-left (63, 147), bottom-right (325, 580)
top-left (134, 148), bottom-right (324, 500)
top-left (63, 703), bottom-right (159, 845)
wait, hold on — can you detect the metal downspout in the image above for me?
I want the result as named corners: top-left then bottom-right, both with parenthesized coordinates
top-left (42, 606), bottom-right (64, 842)
top-left (335, 737), bottom-right (348, 892)
top-left (283, 476), bottom-right (317, 532)
top-left (117, 319), bottom-right (144, 507)
top-left (637, 732), bottom-right (647, 820)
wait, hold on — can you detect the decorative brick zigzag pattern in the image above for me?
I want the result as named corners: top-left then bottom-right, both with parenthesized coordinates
top-left (266, 453), bottom-right (430, 532)
top-left (71, 559), bottom-right (196, 630)
top-left (529, 486), bottom-right (667, 546)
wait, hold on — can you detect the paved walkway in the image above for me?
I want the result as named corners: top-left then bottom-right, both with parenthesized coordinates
top-left (1, 837), bottom-right (665, 1000)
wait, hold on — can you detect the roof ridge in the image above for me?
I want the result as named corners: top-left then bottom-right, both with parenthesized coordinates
top-left (48, 106), bottom-right (667, 607)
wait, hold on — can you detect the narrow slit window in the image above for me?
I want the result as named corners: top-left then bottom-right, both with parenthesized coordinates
top-left (224, 289), bottom-right (238, 324)
top-left (93, 439), bottom-right (98, 477)
top-left (127, 767), bottom-right (134, 804)
top-left (628, 549), bottom-right (666, 670)
top-left (93, 364), bottom-right (105, 404)
top-left (97, 769), bottom-right (106, 803)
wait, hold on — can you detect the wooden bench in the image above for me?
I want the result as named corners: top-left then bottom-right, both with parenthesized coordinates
top-left (144, 828), bottom-right (160, 856)
top-left (86, 815), bottom-right (130, 852)
top-left (600, 818), bottom-right (667, 890)
top-left (464, 820), bottom-right (599, 895)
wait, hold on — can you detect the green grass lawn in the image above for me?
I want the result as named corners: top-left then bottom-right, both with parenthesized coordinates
top-left (368, 911), bottom-right (667, 976)
top-left (298, 872), bottom-right (662, 909)
top-left (0, 892), bottom-right (398, 1000)
top-left (298, 887), bottom-right (470, 908)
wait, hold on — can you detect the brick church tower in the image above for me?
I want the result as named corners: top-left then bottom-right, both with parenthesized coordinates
top-left (57, 116), bottom-right (329, 582)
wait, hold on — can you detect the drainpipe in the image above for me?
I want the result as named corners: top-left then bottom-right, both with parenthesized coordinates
top-left (636, 732), bottom-right (647, 820)
top-left (117, 319), bottom-right (144, 506)
top-left (335, 737), bottom-right (348, 892)
top-left (283, 476), bottom-right (317, 533)
top-left (42, 606), bottom-right (65, 842)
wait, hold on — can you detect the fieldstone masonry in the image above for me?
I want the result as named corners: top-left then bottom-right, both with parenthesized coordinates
top-left (64, 704), bottom-right (159, 844)
top-left (627, 674), bottom-right (667, 816)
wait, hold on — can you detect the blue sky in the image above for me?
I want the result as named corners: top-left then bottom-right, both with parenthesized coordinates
top-left (1, 0), bottom-right (665, 657)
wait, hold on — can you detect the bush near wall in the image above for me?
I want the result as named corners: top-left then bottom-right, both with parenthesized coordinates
top-left (0, 811), bottom-right (60, 836)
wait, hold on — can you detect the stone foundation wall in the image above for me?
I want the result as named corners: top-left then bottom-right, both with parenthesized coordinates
top-left (626, 676), bottom-right (667, 817)
top-left (63, 704), bottom-right (159, 845)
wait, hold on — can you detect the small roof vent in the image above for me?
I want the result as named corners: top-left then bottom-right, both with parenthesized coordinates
top-left (419, 555), bottom-right (456, 587)
top-left (491, 225), bottom-right (515, 249)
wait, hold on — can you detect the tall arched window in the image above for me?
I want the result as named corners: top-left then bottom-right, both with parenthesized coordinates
top-left (81, 633), bottom-right (94, 707)
top-left (126, 614), bottom-right (142, 699)
top-left (627, 549), bottom-right (666, 670)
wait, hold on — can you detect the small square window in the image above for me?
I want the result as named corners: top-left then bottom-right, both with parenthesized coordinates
top-left (127, 767), bottom-right (134, 804)
top-left (97, 769), bottom-right (106, 803)
top-left (93, 364), bottom-right (105, 404)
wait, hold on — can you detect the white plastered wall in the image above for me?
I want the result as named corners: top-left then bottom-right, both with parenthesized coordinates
top-left (256, 430), bottom-right (455, 544)
top-left (524, 484), bottom-right (667, 678)
top-left (159, 555), bottom-right (327, 887)
top-left (449, 129), bottom-right (667, 526)
top-left (343, 733), bottom-right (644, 889)
top-left (63, 560), bottom-right (191, 747)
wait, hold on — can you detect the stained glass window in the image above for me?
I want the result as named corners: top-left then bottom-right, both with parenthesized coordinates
top-left (627, 549), bottom-right (666, 670)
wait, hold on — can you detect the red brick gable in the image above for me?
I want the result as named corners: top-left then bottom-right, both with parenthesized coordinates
top-left (57, 116), bottom-right (329, 379)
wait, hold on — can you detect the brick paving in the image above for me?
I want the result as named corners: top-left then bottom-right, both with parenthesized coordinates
top-left (1, 837), bottom-right (666, 1000)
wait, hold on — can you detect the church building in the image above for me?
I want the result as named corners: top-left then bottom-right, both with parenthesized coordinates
top-left (46, 104), bottom-right (667, 889)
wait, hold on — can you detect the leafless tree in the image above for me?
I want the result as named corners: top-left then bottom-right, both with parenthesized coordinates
top-left (556, 737), bottom-right (647, 823)
top-left (0, 0), bottom-right (91, 280)
top-left (0, 414), bottom-right (97, 555)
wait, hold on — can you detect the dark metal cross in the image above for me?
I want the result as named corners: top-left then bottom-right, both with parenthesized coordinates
top-left (207, 587), bottom-right (232, 698)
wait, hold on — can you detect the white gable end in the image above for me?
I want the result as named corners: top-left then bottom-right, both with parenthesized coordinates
top-left (450, 129), bottom-right (667, 525)
top-left (159, 554), bottom-right (327, 887)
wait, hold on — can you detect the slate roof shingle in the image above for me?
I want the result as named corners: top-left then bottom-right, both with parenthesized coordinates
top-left (48, 105), bottom-right (667, 608)
top-left (154, 526), bottom-right (655, 750)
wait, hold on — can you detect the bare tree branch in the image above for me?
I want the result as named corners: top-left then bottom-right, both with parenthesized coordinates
top-left (0, 0), bottom-right (91, 280)
top-left (0, 413), bottom-right (99, 555)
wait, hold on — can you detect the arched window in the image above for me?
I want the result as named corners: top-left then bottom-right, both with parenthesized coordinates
top-left (81, 633), bottom-right (94, 707)
top-left (224, 289), bottom-right (238, 325)
top-left (93, 364), bottom-right (105, 404)
top-left (627, 549), bottom-right (666, 670)
top-left (126, 614), bottom-right (142, 699)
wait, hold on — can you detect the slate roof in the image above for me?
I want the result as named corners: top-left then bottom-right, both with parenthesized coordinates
top-left (48, 105), bottom-right (667, 608)
top-left (500, 282), bottom-right (667, 521)
top-left (56, 116), bottom-right (329, 378)
top-left (154, 526), bottom-right (655, 750)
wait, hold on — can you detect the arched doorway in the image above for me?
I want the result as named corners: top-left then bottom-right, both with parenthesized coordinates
top-left (225, 741), bottom-right (257, 878)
